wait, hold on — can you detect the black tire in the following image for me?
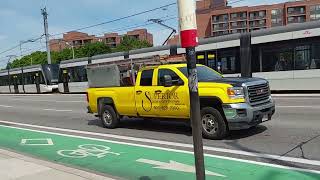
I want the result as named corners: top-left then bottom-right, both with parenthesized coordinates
top-left (201, 107), bottom-right (228, 140)
top-left (100, 105), bottom-right (119, 129)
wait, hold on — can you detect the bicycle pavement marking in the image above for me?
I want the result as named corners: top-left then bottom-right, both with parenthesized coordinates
top-left (0, 124), bottom-right (319, 180)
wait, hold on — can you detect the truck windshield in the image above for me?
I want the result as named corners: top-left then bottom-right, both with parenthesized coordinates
top-left (179, 66), bottom-right (222, 82)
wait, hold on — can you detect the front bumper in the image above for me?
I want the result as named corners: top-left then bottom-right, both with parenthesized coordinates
top-left (223, 99), bottom-right (275, 130)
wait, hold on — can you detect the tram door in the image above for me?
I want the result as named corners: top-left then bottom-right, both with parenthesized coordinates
top-left (35, 73), bottom-right (41, 94)
top-left (13, 76), bottom-right (19, 94)
top-left (62, 69), bottom-right (69, 93)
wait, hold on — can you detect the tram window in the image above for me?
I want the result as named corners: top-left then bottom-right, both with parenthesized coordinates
top-left (295, 46), bottom-right (311, 70)
top-left (0, 76), bottom-right (9, 86)
top-left (262, 50), bottom-right (293, 72)
top-left (11, 74), bottom-right (22, 85)
top-left (67, 66), bottom-right (88, 82)
top-left (220, 56), bottom-right (236, 74)
top-left (24, 72), bottom-right (35, 85)
top-left (311, 43), bottom-right (320, 69)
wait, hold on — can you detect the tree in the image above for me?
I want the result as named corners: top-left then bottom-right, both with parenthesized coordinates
top-left (113, 35), bottom-right (152, 52)
top-left (7, 38), bottom-right (152, 69)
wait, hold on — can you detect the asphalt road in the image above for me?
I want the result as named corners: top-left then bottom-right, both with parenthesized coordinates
top-left (0, 94), bottom-right (319, 171)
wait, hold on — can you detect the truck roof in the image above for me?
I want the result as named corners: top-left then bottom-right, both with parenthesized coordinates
top-left (141, 63), bottom-right (204, 70)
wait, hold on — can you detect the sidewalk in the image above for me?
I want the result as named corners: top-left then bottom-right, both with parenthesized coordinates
top-left (0, 148), bottom-right (114, 180)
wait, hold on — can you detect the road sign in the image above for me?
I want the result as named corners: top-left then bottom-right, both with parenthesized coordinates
top-left (0, 125), bottom-right (319, 180)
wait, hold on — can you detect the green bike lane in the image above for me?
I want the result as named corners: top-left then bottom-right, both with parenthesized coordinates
top-left (0, 124), bottom-right (319, 180)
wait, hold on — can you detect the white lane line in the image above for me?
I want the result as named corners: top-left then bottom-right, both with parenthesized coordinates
top-left (277, 106), bottom-right (320, 109)
top-left (0, 120), bottom-right (319, 168)
top-left (0, 123), bottom-right (319, 175)
top-left (43, 109), bottom-right (73, 112)
top-left (11, 99), bottom-right (84, 103)
top-left (273, 97), bottom-right (319, 99)
top-left (0, 105), bottom-right (13, 108)
top-left (272, 94), bottom-right (320, 97)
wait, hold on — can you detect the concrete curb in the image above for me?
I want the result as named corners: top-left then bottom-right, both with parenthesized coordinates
top-left (0, 148), bottom-right (116, 180)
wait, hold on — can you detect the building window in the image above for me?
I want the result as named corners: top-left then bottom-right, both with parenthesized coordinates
top-left (212, 14), bottom-right (228, 22)
top-left (310, 5), bottom-right (320, 21)
top-left (288, 6), bottom-right (305, 15)
top-left (230, 12), bottom-right (247, 20)
top-left (288, 16), bottom-right (306, 24)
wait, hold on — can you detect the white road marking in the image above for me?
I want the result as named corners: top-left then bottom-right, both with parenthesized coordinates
top-left (277, 106), bottom-right (320, 109)
top-left (0, 122), bottom-right (319, 175)
top-left (136, 158), bottom-right (225, 177)
top-left (11, 99), bottom-right (84, 103)
top-left (43, 109), bottom-right (73, 112)
top-left (0, 120), bottom-right (319, 168)
top-left (0, 105), bottom-right (13, 108)
top-left (20, 138), bottom-right (54, 146)
top-left (272, 94), bottom-right (320, 97)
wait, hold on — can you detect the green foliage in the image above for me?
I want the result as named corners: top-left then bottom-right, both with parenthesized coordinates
top-left (8, 38), bottom-right (152, 69)
top-left (113, 35), bottom-right (152, 52)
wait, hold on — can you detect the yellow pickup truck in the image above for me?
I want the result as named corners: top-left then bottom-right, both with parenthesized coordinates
top-left (87, 64), bottom-right (275, 139)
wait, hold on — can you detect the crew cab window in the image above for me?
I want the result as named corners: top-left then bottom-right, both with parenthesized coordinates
top-left (158, 69), bottom-right (183, 86)
top-left (140, 69), bottom-right (154, 86)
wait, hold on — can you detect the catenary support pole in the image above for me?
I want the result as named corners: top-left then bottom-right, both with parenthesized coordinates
top-left (41, 7), bottom-right (52, 64)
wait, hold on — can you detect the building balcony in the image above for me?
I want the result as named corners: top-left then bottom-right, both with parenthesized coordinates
top-left (287, 10), bottom-right (306, 16)
top-left (212, 20), bottom-right (229, 24)
top-left (230, 25), bottom-right (247, 29)
top-left (249, 16), bottom-right (266, 21)
top-left (212, 28), bottom-right (229, 32)
top-left (249, 24), bottom-right (267, 28)
top-left (288, 19), bottom-right (306, 24)
top-left (229, 17), bottom-right (247, 22)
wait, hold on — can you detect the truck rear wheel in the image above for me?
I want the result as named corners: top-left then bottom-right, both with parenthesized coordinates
top-left (201, 107), bottom-right (228, 140)
top-left (100, 105), bottom-right (119, 129)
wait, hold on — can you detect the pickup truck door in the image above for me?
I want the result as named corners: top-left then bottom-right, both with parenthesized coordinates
top-left (135, 69), bottom-right (159, 117)
top-left (154, 68), bottom-right (189, 118)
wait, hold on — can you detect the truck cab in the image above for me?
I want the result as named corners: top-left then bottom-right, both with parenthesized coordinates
top-left (87, 64), bottom-right (275, 139)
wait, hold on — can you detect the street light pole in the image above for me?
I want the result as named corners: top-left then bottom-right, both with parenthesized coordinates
top-left (66, 42), bottom-right (75, 59)
top-left (177, 0), bottom-right (205, 180)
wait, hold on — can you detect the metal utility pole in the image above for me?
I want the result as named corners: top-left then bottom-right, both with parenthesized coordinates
top-left (148, 19), bottom-right (177, 45)
top-left (6, 55), bottom-right (17, 69)
top-left (177, 0), bottom-right (205, 180)
top-left (41, 7), bottom-right (51, 64)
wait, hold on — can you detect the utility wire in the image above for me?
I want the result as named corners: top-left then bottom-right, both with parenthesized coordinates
top-left (51, 2), bottom-right (177, 37)
top-left (0, 0), bottom-right (247, 60)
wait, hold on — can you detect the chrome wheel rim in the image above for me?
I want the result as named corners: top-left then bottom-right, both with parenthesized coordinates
top-left (102, 111), bottom-right (112, 125)
top-left (202, 114), bottom-right (218, 134)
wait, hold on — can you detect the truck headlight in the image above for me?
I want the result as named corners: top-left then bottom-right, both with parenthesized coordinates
top-left (227, 87), bottom-right (244, 99)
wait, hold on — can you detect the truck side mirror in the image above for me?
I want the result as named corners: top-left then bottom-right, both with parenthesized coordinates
top-left (163, 75), bottom-right (173, 87)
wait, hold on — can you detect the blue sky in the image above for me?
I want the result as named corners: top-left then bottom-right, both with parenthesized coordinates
top-left (0, 0), bottom-right (288, 68)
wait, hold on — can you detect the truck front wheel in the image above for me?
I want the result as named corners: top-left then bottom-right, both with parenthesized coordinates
top-left (201, 107), bottom-right (228, 140)
top-left (100, 105), bottom-right (119, 129)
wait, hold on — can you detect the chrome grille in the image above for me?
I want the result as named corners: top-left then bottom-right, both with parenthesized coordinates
top-left (247, 83), bottom-right (270, 104)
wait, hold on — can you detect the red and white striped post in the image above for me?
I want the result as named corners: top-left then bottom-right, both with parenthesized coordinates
top-left (177, 1), bottom-right (205, 180)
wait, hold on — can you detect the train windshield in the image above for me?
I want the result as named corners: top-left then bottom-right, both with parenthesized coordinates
top-left (42, 64), bottom-right (60, 85)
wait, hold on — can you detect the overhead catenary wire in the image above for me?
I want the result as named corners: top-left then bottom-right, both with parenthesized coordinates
top-left (0, 0), bottom-right (247, 62)
top-left (51, 2), bottom-right (178, 37)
